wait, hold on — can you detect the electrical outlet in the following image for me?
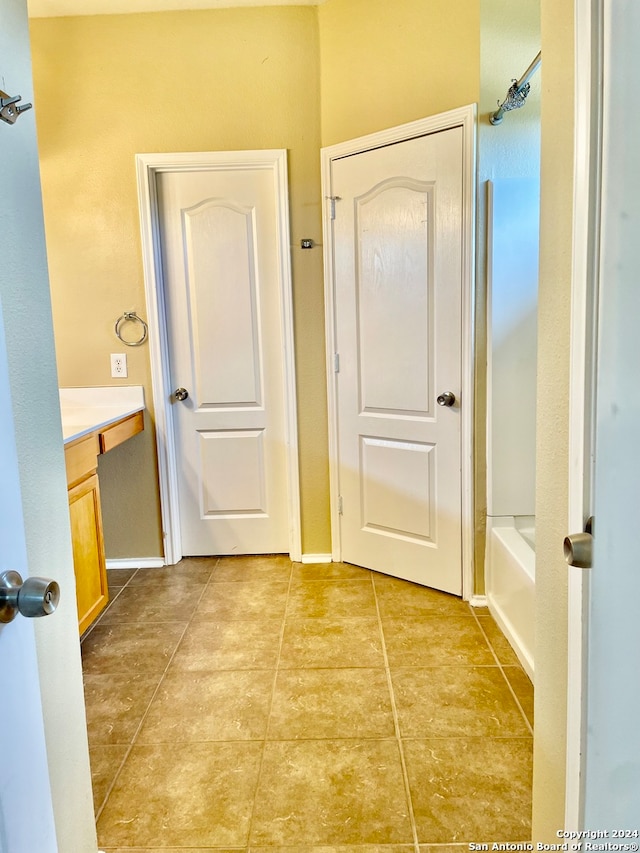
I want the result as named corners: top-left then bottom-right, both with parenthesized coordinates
top-left (110, 353), bottom-right (127, 378)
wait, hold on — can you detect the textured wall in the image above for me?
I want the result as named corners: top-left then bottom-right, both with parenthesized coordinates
top-left (532, 0), bottom-right (574, 837)
top-left (318, 0), bottom-right (480, 147)
top-left (29, 6), bottom-right (329, 557)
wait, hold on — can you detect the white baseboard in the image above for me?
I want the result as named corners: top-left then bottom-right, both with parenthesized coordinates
top-left (300, 553), bottom-right (333, 564)
top-left (106, 558), bottom-right (165, 571)
top-left (469, 594), bottom-right (489, 608)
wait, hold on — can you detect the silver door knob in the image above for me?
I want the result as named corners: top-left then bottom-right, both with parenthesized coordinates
top-left (564, 533), bottom-right (593, 568)
top-left (564, 517), bottom-right (594, 569)
top-left (174, 387), bottom-right (189, 402)
top-left (437, 391), bottom-right (456, 407)
top-left (0, 570), bottom-right (60, 623)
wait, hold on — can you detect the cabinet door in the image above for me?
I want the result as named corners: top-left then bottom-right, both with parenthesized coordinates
top-left (68, 472), bottom-right (108, 633)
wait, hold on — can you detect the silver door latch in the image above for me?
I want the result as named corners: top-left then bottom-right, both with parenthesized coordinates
top-left (564, 516), bottom-right (594, 569)
top-left (0, 570), bottom-right (60, 623)
top-left (1, 89), bottom-right (33, 125)
top-left (437, 391), bottom-right (456, 407)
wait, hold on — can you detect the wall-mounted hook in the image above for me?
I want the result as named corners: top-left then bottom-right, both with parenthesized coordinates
top-left (0, 89), bottom-right (33, 125)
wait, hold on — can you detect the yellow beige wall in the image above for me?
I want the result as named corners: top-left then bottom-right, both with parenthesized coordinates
top-left (29, 7), bottom-right (329, 557)
top-left (318, 0), bottom-right (480, 147)
top-left (532, 0), bottom-right (574, 837)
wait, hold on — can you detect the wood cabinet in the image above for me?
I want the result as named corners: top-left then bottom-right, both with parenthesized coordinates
top-left (64, 411), bottom-right (144, 633)
top-left (69, 473), bottom-right (107, 634)
top-left (65, 433), bottom-right (107, 633)
top-left (99, 410), bottom-right (144, 454)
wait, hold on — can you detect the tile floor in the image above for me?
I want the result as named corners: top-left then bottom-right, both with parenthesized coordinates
top-left (81, 556), bottom-right (534, 852)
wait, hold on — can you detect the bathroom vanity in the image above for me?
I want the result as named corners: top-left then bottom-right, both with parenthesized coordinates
top-left (60, 387), bottom-right (144, 633)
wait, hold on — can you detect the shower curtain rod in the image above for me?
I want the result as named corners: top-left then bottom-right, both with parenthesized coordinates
top-left (490, 50), bottom-right (542, 126)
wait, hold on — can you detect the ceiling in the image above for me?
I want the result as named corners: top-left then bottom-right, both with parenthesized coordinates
top-left (28, 0), bottom-right (325, 18)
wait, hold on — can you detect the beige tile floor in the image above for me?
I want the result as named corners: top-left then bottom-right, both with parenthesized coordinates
top-left (81, 556), bottom-right (534, 852)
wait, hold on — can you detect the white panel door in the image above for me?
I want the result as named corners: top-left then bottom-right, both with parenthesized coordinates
top-left (566, 0), bottom-right (640, 827)
top-left (580, 0), bottom-right (640, 826)
top-left (157, 168), bottom-right (290, 556)
top-left (332, 128), bottom-right (463, 594)
top-left (0, 306), bottom-right (58, 852)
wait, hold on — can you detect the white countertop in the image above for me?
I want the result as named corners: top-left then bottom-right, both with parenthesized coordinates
top-left (59, 386), bottom-right (145, 444)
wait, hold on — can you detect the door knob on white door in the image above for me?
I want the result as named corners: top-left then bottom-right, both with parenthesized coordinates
top-left (0, 570), bottom-right (60, 623)
top-left (174, 387), bottom-right (189, 401)
top-left (437, 391), bottom-right (456, 407)
top-left (564, 517), bottom-right (594, 569)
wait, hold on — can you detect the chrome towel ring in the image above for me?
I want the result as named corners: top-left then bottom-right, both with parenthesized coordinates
top-left (115, 311), bottom-right (148, 347)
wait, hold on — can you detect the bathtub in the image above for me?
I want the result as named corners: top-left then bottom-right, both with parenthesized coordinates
top-left (485, 517), bottom-right (535, 681)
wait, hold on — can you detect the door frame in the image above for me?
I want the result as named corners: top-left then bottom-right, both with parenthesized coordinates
top-left (136, 150), bottom-right (302, 565)
top-left (320, 105), bottom-right (477, 600)
top-left (565, 0), bottom-right (603, 828)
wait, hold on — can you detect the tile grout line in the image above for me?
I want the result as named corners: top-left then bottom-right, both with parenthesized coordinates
top-left (371, 573), bottom-right (421, 853)
top-left (472, 609), bottom-right (534, 735)
top-left (83, 568), bottom-right (142, 821)
top-left (468, 607), bottom-right (503, 668)
top-left (500, 670), bottom-right (534, 737)
top-left (470, 609), bottom-right (534, 737)
top-left (80, 568), bottom-right (140, 643)
top-left (92, 558), bottom-right (220, 826)
top-left (244, 559), bottom-right (294, 848)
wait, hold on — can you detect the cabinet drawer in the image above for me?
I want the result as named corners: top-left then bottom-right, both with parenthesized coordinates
top-left (99, 410), bottom-right (144, 454)
top-left (64, 433), bottom-right (99, 488)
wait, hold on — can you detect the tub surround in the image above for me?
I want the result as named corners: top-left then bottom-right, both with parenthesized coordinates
top-left (486, 517), bottom-right (535, 680)
top-left (61, 386), bottom-right (145, 633)
top-left (485, 178), bottom-right (539, 678)
top-left (487, 178), bottom-right (539, 519)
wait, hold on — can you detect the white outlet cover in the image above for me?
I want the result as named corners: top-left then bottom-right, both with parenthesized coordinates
top-left (110, 353), bottom-right (128, 378)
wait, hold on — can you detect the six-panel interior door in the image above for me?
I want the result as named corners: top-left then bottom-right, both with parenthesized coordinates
top-left (157, 168), bottom-right (290, 556)
top-left (332, 127), bottom-right (464, 594)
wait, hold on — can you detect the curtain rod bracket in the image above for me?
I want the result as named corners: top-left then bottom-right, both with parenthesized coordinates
top-left (490, 50), bottom-right (541, 126)
top-left (0, 89), bottom-right (32, 126)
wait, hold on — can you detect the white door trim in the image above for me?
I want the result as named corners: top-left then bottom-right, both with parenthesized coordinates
top-left (136, 150), bottom-right (302, 565)
top-left (565, 0), bottom-right (603, 828)
top-left (321, 105), bottom-right (477, 600)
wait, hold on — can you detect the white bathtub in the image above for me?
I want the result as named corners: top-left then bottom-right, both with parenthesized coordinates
top-left (485, 517), bottom-right (535, 681)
